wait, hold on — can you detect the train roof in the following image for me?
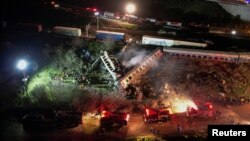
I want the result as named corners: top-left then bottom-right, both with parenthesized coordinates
top-left (53, 26), bottom-right (81, 30)
top-left (96, 30), bottom-right (125, 35)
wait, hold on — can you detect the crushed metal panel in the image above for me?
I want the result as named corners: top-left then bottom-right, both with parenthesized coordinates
top-left (100, 51), bottom-right (119, 80)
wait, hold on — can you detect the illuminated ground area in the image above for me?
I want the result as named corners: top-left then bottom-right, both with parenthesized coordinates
top-left (140, 55), bottom-right (250, 104)
top-left (27, 67), bottom-right (59, 96)
top-left (1, 103), bottom-right (250, 141)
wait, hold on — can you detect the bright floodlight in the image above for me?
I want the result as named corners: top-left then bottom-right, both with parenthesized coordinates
top-left (17, 59), bottom-right (28, 70)
top-left (231, 30), bottom-right (237, 35)
top-left (126, 3), bottom-right (136, 14)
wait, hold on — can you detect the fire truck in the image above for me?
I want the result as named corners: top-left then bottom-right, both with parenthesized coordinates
top-left (100, 110), bottom-right (130, 128)
top-left (143, 108), bottom-right (171, 123)
top-left (186, 102), bottom-right (217, 118)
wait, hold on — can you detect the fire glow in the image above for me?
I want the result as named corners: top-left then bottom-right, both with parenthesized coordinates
top-left (171, 98), bottom-right (198, 113)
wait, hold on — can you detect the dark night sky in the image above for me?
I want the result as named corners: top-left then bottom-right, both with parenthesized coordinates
top-left (1, 0), bottom-right (147, 13)
top-left (0, 0), bottom-right (231, 24)
top-left (59, 0), bottom-right (158, 17)
top-left (0, 0), bottom-right (166, 19)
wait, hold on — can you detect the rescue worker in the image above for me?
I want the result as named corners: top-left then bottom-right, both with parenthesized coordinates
top-left (150, 126), bottom-right (154, 133)
top-left (177, 123), bottom-right (182, 135)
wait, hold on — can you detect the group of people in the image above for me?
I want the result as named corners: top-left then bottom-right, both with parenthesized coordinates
top-left (150, 127), bottom-right (160, 135)
top-left (150, 123), bottom-right (183, 136)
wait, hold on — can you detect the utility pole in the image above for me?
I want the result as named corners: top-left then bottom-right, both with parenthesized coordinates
top-left (97, 16), bottom-right (99, 30)
top-left (85, 23), bottom-right (91, 38)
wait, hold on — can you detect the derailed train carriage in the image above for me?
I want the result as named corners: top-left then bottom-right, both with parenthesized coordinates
top-left (163, 47), bottom-right (250, 63)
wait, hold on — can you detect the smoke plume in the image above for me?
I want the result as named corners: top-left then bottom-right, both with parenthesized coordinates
top-left (118, 46), bottom-right (148, 68)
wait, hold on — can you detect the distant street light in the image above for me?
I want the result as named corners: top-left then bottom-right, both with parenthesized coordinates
top-left (94, 11), bottom-right (100, 16)
top-left (126, 3), bottom-right (136, 14)
top-left (54, 4), bottom-right (59, 8)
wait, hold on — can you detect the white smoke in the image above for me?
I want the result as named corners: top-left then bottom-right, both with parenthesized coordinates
top-left (119, 47), bottom-right (148, 68)
top-left (123, 51), bottom-right (147, 68)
